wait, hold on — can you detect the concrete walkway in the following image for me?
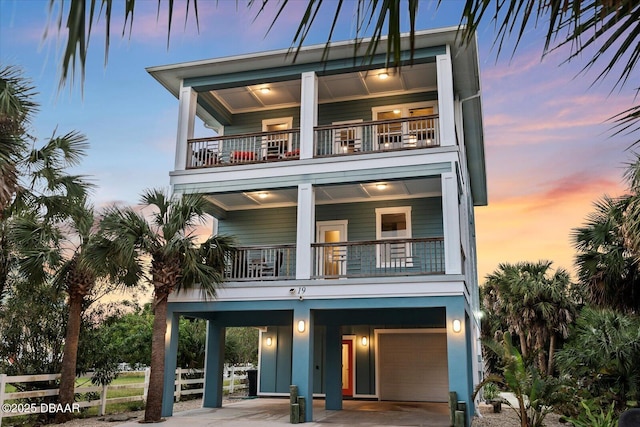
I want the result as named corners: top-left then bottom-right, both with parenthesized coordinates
top-left (116, 398), bottom-right (450, 427)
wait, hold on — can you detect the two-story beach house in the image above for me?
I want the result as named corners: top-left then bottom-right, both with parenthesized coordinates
top-left (147, 26), bottom-right (486, 425)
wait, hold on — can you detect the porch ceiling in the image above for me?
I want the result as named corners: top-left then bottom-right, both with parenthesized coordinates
top-left (210, 63), bottom-right (437, 114)
top-left (204, 177), bottom-right (441, 212)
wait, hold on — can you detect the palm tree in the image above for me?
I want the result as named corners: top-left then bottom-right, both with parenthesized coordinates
top-left (0, 66), bottom-right (37, 301)
top-left (8, 132), bottom-right (99, 422)
top-left (573, 193), bottom-right (640, 313)
top-left (555, 307), bottom-right (640, 406)
top-left (46, 1), bottom-right (638, 144)
top-left (11, 199), bottom-right (105, 422)
top-left (0, 65), bottom-right (36, 213)
top-left (622, 155), bottom-right (640, 264)
top-left (484, 261), bottom-right (576, 375)
top-left (95, 189), bottom-right (234, 422)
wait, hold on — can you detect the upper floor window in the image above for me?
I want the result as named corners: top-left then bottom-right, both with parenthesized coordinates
top-left (262, 117), bottom-right (293, 160)
top-left (375, 206), bottom-right (413, 267)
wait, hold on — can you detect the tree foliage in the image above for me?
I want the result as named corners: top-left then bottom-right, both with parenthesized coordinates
top-left (94, 188), bottom-right (235, 422)
top-left (474, 332), bottom-right (566, 427)
top-left (556, 307), bottom-right (640, 407)
top-left (573, 155), bottom-right (640, 313)
top-left (483, 261), bottom-right (577, 375)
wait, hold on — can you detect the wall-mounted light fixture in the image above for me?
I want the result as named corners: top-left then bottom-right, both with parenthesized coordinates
top-left (297, 320), bottom-right (306, 333)
top-left (452, 319), bottom-right (462, 333)
top-left (361, 336), bottom-right (368, 346)
top-left (266, 337), bottom-right (273, 346)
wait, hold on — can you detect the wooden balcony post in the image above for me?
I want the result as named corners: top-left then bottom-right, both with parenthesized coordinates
top-left (442, 172), bottom-right (462, 274)
top-left (437, 46), bottom-right (456, 147)
top-left (300, 71), bottom-right (317, 160)
top-left (176, 85), bottom-right (197, 170)
top-left (296, 183), bottom-right (315, 279)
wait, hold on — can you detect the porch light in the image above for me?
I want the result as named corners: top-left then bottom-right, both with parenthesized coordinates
top-left (378, 72), bottom-right (389, 80)
top-left (266, 337), bottom-right (273, 346)
top-left (361, 336), bottom-right (368, 346)
top-left (297, 320), bottom-right (306, 333)
top-left (452, 319), bottom-right (462, 333)
top-left (376, 183), bottom-right (387, 190)
top-left (260, 87), bottom-right (271, 94)
top-left (258, 192), bottom-right (269, 199)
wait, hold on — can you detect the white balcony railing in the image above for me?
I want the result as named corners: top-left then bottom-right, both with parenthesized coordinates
top-left (185, 115), bottom-right (439, 169)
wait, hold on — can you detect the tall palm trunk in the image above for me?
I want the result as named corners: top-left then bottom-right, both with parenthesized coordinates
top-left (144, 291), bottom-right (169, 422)
top-left (547, 334), bottom-right (556, 375)
top-left (55, 292), bottom-right (83, 423)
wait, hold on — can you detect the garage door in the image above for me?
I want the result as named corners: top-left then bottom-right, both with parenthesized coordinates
top-left (378, 332), bottom-right (449, 402)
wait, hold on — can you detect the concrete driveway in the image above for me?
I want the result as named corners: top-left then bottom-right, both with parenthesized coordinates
top-left (115, 398), bottom-right (451, 426)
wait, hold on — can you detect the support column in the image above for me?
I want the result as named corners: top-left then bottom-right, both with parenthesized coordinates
top-left (300, 71), bottom-right (318, 160)
top-left (436, 46), bottom-right (456, 147)
top-left (446, 301), bottom-right (473, 427)
top-left (442, 172), bottom-right (462, 275)
top-left (176, 85), bottom-right (197, 170)
top-left (296, 183), bottom-right (315, 279)
top-left (161, 311), bottom-right (180, 417)
top-left (325, 325), bottom-right (343, 410)
top-left (203, 322), bottom-right (226, 408)
top-left (291, 306), bottom-right (314, 422)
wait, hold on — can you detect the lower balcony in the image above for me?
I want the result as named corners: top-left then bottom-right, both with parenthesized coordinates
top-left (223, 238), bottom-right (444, 282)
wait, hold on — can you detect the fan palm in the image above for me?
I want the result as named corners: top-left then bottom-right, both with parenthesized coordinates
top-left (11, 199), bottom-right (104, 422)
top-left (622, 155), bottom-right (640, 264)
top-left (0, 65), bottom-right (36, 213)
top-left (484, 261), bottom-right (576, 375)
top-left (573, 193), bottom-right (640, 313)
top-left (95, 189), bottom-right (234, 422)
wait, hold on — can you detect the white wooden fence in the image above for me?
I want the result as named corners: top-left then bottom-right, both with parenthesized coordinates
top-left (0, 365), bottom-right (253, 426)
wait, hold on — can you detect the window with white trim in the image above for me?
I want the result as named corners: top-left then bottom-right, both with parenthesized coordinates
top-left (375, 206), bottom-right (413, 267)
top-left (372, 102), bottom-right (438, 150)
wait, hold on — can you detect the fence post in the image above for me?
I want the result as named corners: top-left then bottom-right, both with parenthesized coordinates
top-left (0, 373), bottom-right (6, 427)
top-left (100, 384), bottom-right (108, 416)
top-left (175, 367), bottom-right (182, 402)
top-left (229, 366), bottom-right (235, 393)
top-left (143, 368), bottom-right (151, 401)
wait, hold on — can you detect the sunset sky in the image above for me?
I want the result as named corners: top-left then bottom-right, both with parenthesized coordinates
top-left (0, 0), bottom-right (636, 284)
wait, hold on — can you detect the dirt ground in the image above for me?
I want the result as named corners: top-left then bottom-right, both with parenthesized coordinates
top-left (471, 404), bottom-right (566, 427)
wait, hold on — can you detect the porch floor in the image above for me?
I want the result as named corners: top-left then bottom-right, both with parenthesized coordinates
top-left (115, 398), bottom-right (451, 426)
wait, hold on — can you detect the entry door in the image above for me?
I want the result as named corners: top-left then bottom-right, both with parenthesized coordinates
top-left (316, 220), bottom-right (348, 277)
top-left (342, 339), bottom-right (354, 396)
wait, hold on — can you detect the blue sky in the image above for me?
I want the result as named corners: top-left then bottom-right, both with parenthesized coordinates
top-left (1, 0), bottom-right (637, 280)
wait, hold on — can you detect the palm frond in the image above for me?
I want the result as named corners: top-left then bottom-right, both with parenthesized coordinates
top-left (51, 0), bottom-right (199, 89)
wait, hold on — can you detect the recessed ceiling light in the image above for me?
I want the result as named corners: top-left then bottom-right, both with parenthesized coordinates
top-left (393, 109), bottom-right (401, 114)
top-left (260, 87), bottom-right (271, 94)
top-left (376, 183), bottom-right (387, 190)
top-left (378, 72), bottom-right (389, 80)
top-left (258, 192), bottom-right (269, 199)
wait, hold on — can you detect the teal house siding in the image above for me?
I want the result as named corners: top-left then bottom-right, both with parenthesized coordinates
top-left (260, 325), bottom-right (326, 394)
top-left (316, 197), bottom-right (444, 240)
top-left (317, 91), bottom-right (438, 125)
top-left (224, 108), bottom-right (300, 135)
top-left (259, 325), bottom-right (294, 394)
top-left (218, 207), bottom-right (297, 245)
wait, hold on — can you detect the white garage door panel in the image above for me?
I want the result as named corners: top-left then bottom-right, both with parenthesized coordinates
top-left (379, 332), bottom-right (448, 402)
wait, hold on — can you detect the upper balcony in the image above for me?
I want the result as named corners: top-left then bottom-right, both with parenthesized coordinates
top-left (186, 115), bottom-right (440, 169)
